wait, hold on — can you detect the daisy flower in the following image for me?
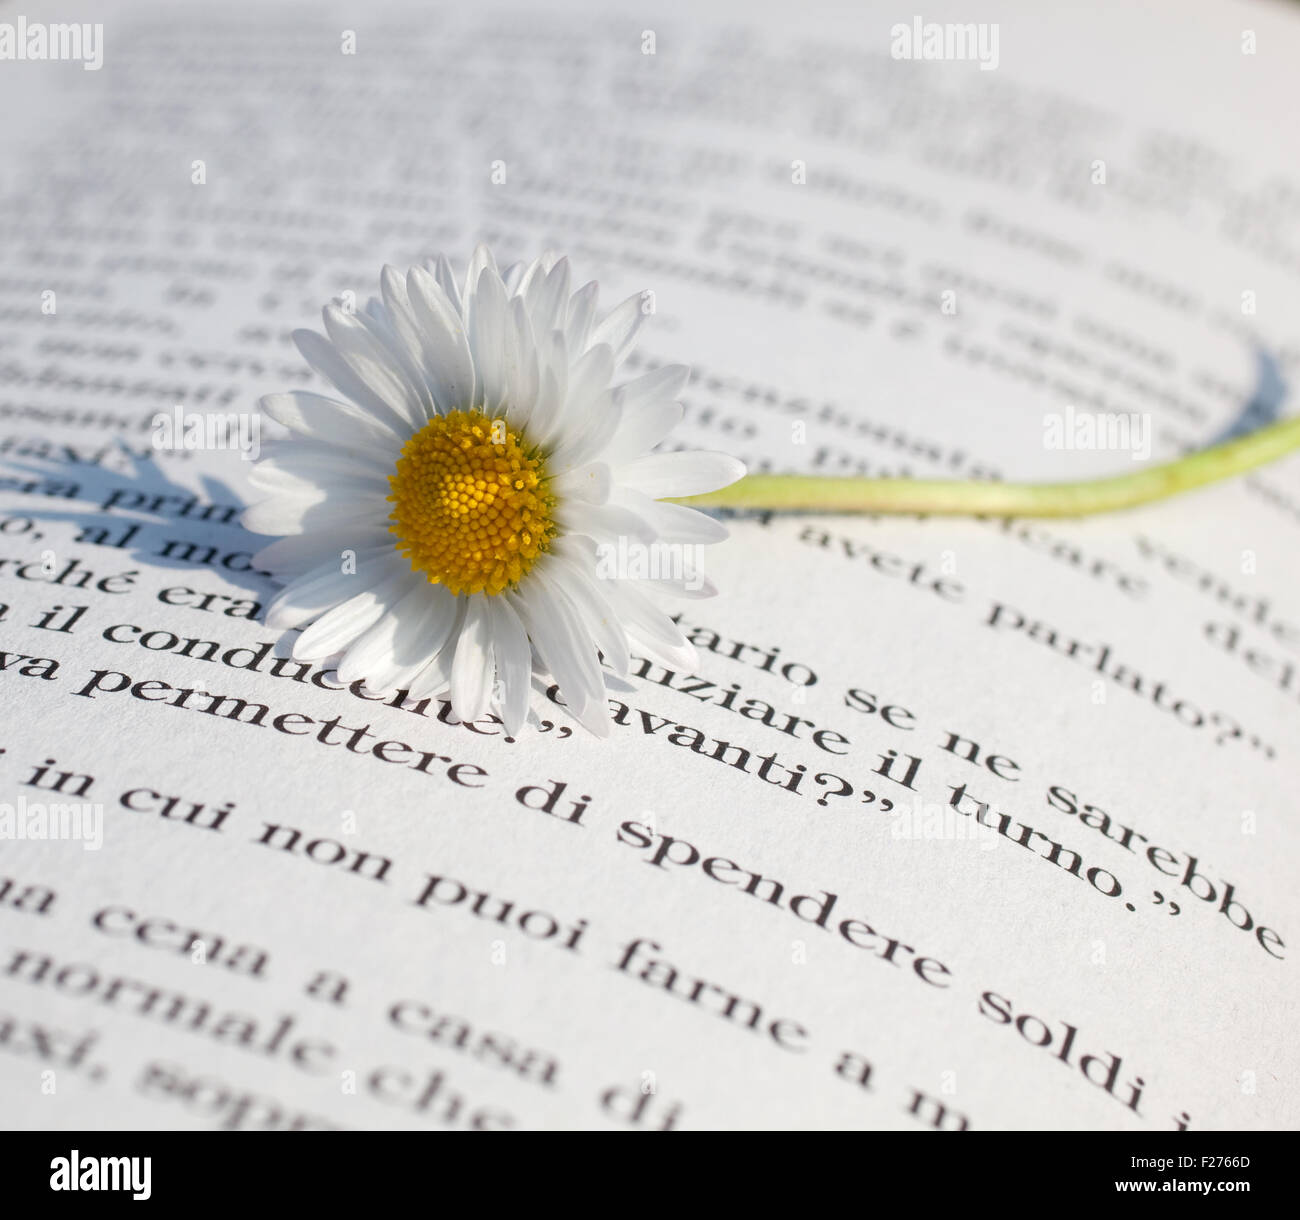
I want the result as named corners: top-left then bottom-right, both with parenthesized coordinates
top-left (242, 247), bottom-right (746, 736)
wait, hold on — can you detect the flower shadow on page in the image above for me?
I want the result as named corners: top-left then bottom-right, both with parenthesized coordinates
top-left (1205, 348), bottom-right (1287, 446)
top-left (0, 444), bottom-right (273, 599)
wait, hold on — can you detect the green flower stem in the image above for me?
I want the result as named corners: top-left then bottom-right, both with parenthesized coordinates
top-left (678, 415), bottom-right (1300, 518)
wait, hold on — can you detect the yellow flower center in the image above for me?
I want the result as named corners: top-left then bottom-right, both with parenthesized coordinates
top-left (388, 409), bottom-right (555, 596)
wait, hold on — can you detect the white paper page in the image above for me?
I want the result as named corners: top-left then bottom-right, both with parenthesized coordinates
top-left (0, 0), bottom-right (1296, 1131)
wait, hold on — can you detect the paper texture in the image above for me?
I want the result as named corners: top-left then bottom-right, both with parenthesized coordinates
top-left (0, 0), bottom-right (1295, 1130)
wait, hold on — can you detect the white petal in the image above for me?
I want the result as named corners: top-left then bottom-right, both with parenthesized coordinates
top-left (525, 257), bottom-right (572, 337)
top-left (548, 390), bottom-right (620, 474)
top-left (249, 438), bottom-right (334, 475)
top-left (526, 335), bottom-right (568, 447)
top-left (601, 399), bottom-right (683, 465)
top-left (260, 391), bottom-right (403, 454)
top-left (450, 596), bottom-right (495, 721)
top-left (501, 260), bottom-right (527, 295)
top-left (405, 599), bottom-right (467, 697)
top-left (557, 529), bottom-right (708, 604)
top-left (378, 265), bottom-right (442, 417)
top-left (588, 292), bottom-right (648, 363)
top-left (360, 297), bottom-right (411, 373)
top-left (606, 487), bottom-right (729, 544)
top-left (502, 295), bottom-right (540, 425)
top-left (322, 305), bottom-right (427, 431)
top-left (253, 527), bottom-right (393, 580)
top-left (615, 363), bottom-right (690, 411)
top-left (542, 557), bottom-right (630, 676)
top-left (242, 490), bottom-right (388, 537)
top-left (407, 265), bottom-right (476, 412)
top-left (466, 265), bottom-right (510, 413)
top-left (292, 569), bottom-right (418, 661)
top-left (431, 253), bottom-right (463, 315)
top-left (602, 579), bottom-right (698, 671)
top-left (565, 343), bottom-right (615, 419)
top-left (510, 579), bottom-right (610, 736)
top-left (551, 461), bottom-right (610, 504)
top-left (484, 596), bottom-right (533, 735)
top-left (546, 343), bottom-right (618, 468)
top-left (463, 244), bottom-right (499, 306)
top-left (565, 281), bottom-right (599, 352)
top-left (293, 328), bottom-right (411, 438)
top-left (265, 546), bottom-right (397, 629)
top-left (554, 499), bottom-right (656, 546)
top-left (251, 439), bottom-right (391, 485)
top-left (515, 253), bottom-right (551, 301)
top-left (380, 584), bottom-right (462, 691)
top-left (339, 582), bottom-right (455, 689)
top-left (616, 450), bottom-right (747, 498)
top-left (248, 456), bottom-right (389, 501)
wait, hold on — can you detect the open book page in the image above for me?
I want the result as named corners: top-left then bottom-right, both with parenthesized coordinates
top-left (0, 0), bottom-right (1296, 1131)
